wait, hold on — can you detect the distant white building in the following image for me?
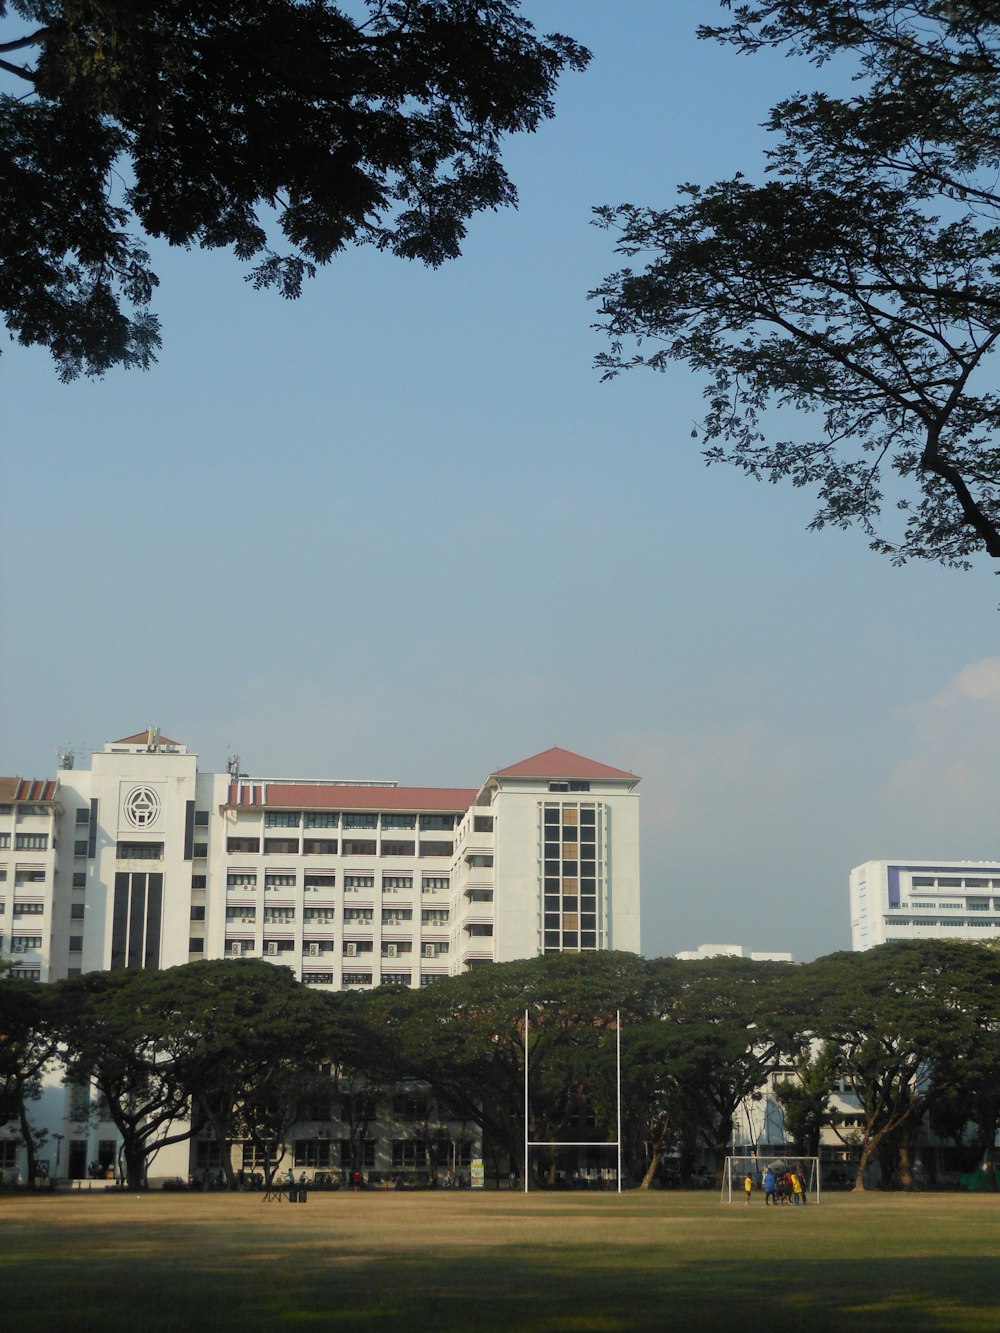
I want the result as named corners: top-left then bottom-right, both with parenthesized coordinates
top-left (850, 859), bottom-right (1000, 950)
top-left (674, 943), bottom-right (794, 963)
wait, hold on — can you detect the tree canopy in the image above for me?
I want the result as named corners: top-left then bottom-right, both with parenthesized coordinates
top-left (593, 2), bottom-right (1000, 568)
top-left (0, 1), bottom-right (588, 378)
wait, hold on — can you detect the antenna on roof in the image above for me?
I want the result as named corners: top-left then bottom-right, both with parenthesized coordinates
top-left (227, 753), bottom-right (242, 781)
top-left (55, 744), bottom-right (75, 770)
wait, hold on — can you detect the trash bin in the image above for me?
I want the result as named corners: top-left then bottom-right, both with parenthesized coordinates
top-left (288, 1185), bottom-right (299, 1203)
top-left (299, 1186), bottom-right (308, 1205)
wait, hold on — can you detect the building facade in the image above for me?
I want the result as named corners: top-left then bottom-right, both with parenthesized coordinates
top-left (850, 858), bottom-right (1000, 949)
top-left (1, 730), bottom-right (640, 987)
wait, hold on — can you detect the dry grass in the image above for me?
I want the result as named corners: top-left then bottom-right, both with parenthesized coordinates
top-left (3, 1189), bottom-right (1000, 1330)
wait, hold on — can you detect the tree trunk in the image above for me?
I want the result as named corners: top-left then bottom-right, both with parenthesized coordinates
top-left (640, 1142), bottom-right (662, 1190)
top-left (18, 1094), bottom-right (39, 1186)
top-left (123, 1138), bottom-right (146, 1190)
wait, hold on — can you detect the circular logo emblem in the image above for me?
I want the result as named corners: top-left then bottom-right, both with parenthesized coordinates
top-left (124, 785), bottom-right (161, 829)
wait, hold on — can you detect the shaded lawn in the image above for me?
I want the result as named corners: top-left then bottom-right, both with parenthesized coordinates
top-left (2, 1191), bottom-right (999, 1330)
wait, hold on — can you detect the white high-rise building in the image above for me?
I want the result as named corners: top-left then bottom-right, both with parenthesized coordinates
top-left (850, 858), bottom-right (1000, 949)
top-left (1, 730), bottom-right (641, 987)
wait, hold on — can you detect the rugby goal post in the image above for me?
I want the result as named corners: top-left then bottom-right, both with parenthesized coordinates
top-left (722, 1155), bottom-right (821, 1204)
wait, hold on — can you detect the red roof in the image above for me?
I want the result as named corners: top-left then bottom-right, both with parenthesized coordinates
top-left (492, 747), bottom-right (637, 781)
top-left (112, 730), bottom-right (182, 745)
top-left (0, 777), bottom-right (58, 802)
top-left (227, 783), bottom-right (477, 812)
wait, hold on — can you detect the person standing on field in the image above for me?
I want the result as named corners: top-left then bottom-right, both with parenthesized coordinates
top-left (744, 1173), bottom-right (753, 1204)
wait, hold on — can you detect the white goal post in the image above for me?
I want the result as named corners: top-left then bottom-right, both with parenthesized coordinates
top-left (721, 1155), bottom-right (821, 1204)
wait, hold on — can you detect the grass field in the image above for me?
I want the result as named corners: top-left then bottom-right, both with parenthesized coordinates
top-left (3, 1189), bottom-right (999, 1331)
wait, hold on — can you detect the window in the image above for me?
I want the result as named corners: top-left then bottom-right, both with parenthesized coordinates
top-left (263, 838), bottom-right (299, 855)
top-left (75, 807), bottom-right (89, 825)
top-left (473, 816), bottom-right (494, 833)
top-left (303, 812), bottom-right (338, 828)
top-left (305, 874), bottom-right (336, 890)
top-left (393, 1092), bottom-right (431, 1119)
top-left (227, 838), bottom-right (260, 854)
top-left (190, 905), bottom-right (206, 921)
top-left (265, 873), bottom-right (296, 888)
top-left (422, 876), bottom-right (449, 892)
top-left (381, 814), bottom-right (415, 830)
top-left (294, 1139), bottom-right (333, 1167)
top-left (226, 905), bottom-right (256, 920)
top-left (263, 939), bottom-right (294, 953)
top-left (419, 814), bottom-right (455, 831)
top-left (72, 872), bottom-right (86, 888)
top-left (392, 1140), bottom-right (429, 1168)
top-left (421, 909), bottom-right (449, 925)
top-left (343, 839), bottom-right (377, 856)
top-left (13, 903), bottom-right (44, 915)
top-left (466, 889), bottom-right (493, 902)
top-left (419, 841), bottom-right (453, 858)
top-left (71, 903), bottom-right (86, 919)
top-left (264, 907), bottom-right (295, 924)
top-left (227, 871), bottom-right (257, 887)
top-left (383, 875), bottom-right (413, 892)
top-left (0, 835), bottom-right (9, 849)
top-left (12, 935), bottom-right (43, 950)
top-left (344, 875), bottom-right (374, 891)
top-left (303, 839), bottom-right (338, 855)
top-left (117, 842), bottom-right (164, 860)
top-left (265, 811), bottom-right (301, 828)
top-left (303, 907), bottom-right (335, 923)
top-left (194, 810), bottom-right (210, 827)
top-left (382, 940), bottom-right (412, 955)
top-left (191, 874), bottom-right (207, 889)
top-left (339, 1140), bottom-right (377, 1168)
top-left (344, 813), bottom-right (378, 829)
top-left (68, 935), bottom-right (84, 952)
top-left (73, 839), bottom-right (88, 856)
top-left (15, 834), bottom-right (48, 850)
top-left (382, 908), bottom-right (413, 924)
top-left (343, 972), bottom-right (373, 985)
top-left (303, 972), bottom-right (334, 985)
top-left (10, 968), bottom-right (40, 983)
top-left (381, 840), bottom-right (415, 857)
top-left (466, 854), bottom-right (493, 868)
top-left (192, 842), bottom-right (208, 858)
top-left (466, 924), bottom-right (493, 937)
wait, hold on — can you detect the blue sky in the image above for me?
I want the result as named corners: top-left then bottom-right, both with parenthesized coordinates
top-left (3, 2), bottom-right (999, 962)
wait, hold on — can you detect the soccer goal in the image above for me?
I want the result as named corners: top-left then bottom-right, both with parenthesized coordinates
top-left (721, 1155), bottom-right (821, 1204)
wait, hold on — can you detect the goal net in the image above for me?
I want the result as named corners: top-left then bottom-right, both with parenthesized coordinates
top-left (721, 1155), bottom-right (821, 1204)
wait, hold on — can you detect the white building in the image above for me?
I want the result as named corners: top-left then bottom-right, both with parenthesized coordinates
top-left (1, 731), bottom-right (641, 1184)
top-left (850, 859), bottom-right (1000, 950)
top-left (0, 729), bottom-right (640, 987)
top-left (674, 943), bottom-right (794, 963)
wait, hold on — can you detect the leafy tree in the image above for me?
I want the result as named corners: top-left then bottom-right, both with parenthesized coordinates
top-left (0, 1), bottom-right (589, 378)
top-left (657, 956), bottom-right (805, 1185)
top-left (809, 941), bottom-right (996, 1189)
top-left (593, 2), bottom-right (1000, 567)
top-left (0, 980), bottom-right (58, 1184)
top-left (54, 968), bottom-right (207, 1188)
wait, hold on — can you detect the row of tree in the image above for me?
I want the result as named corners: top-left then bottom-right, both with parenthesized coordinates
top-left (3, 940), bottom-right (999, 1190)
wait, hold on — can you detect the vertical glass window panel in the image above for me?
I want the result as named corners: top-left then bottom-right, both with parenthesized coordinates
top-left (544, 861), bottom-right (560, 876)
top-left (544, 931), bottom-right (561, 947)
top-left (543, 807), bottom-right (560, 825)
top-left (581, 931), bottom-right (597, 948)
top-left (562, 896), bottom-right (578, 912)
top-left (111, 873), bottom-right (129, 970)
top-left (562, 931), bottom-right (579, 948)
top-left (145, 873), bottom-right (163, 969)
top-left (544, 913), bottom-right (561, 929)
top-left (127, 874), bottom-right (147, 969)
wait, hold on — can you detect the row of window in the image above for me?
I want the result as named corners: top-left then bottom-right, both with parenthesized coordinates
top-left (261, 812), bottom-right (460, 830)
top-left (226, 838), bottom-right (455, 857)
top-left (0, 833), bottom-right (49, 850)
top-left (223, 873), bottom-right (451, 892)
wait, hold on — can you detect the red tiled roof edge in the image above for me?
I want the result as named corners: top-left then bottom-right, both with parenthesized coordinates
top-left (492, 746), bottom-right (637, 781)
